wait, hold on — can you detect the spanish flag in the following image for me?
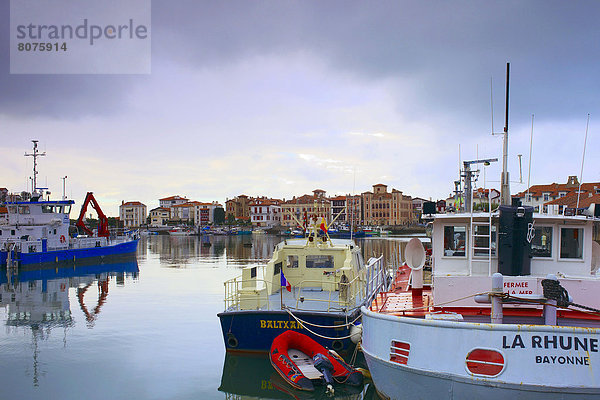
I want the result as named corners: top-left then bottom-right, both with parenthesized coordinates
top-left (320, 217), bottom-right (328, 233)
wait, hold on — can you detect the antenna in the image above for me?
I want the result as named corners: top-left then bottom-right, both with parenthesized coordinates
top-left (517, 154), bottom-right (523, 183)
top-left (490, 77), bottom-right (494, 135)
top-left (576, 114), bottom-right (590, 211)
top-left (526, 114), bottom-right (534, 197)
top-left (24, 140), bottom-right (46, 194)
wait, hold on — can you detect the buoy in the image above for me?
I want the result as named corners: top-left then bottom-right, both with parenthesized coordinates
top-left (350, 324), bottom-right (362, 344)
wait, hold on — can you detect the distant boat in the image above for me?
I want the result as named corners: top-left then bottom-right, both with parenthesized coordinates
top-left (168, 227), bottom-right (193, 236)
top-left (0, 141), bottom-right (138, 267)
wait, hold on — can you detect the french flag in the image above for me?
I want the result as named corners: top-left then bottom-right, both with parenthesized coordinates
top-left (281, 271), bottom-right (291, 292)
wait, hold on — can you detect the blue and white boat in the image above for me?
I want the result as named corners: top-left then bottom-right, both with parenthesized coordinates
top-left (218, 220), bottom-right (389, 355)
top-left (0, 141), bottom-right (138, 267)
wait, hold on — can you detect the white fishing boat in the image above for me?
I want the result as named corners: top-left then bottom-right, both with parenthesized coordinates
top-left (360, 65), bottom-right (600, 399)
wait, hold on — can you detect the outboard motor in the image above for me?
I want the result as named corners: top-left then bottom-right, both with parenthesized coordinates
top-left (313, 353), bottom-right (335, 395)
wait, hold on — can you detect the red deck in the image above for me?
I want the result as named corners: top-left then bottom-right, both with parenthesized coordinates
top-left (369, 264), bottom-right (600, 322)
top-left (369, 264), bottom-right (432, 317)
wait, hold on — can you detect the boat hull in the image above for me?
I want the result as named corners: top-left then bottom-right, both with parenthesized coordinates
top-left (361, 307), bottom-right (600, 399)
top-left (1, 239), bottom-right (139, 267)
top-left (218, 309), bottom-right (360, 354)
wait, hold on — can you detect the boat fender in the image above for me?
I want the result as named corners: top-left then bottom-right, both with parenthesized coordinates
top-left (60, 235), bottom-right (66, 243)
top-left (350, 324), bottom-right (362, 344)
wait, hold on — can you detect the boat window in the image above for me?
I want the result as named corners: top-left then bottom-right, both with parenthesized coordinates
top-left (42, 205), bottom-right (54, 213)
top-left (532, 227), bottom-right (552, 258)
top-left (18, 205), bottom-right (30, 214)
top-left (64, 205), bottom-right (71, 214)
top-left (560, 228), bottom-right (583, 259)
top-left (443, 225), bottom-right (466, 257)
top-left (274, 262), bottom-right (282, 275)
top-left (55, 205), bottom-right (63, 213)
top-left (473, 224), bottom-right (497, 257)
top-left (287, 255), bottom-right (299, 268)
top-left (8, 206), bottom-right (17, 214)
top-left (306, 255), bottom-right (334, 268)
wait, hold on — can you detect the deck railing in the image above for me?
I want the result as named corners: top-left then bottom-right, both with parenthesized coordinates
top-left (365, 255), bottom-right (388, 304)
top-left (224, 255), bottom-right (389, 312)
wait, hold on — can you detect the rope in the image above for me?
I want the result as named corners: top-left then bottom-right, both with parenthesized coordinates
top-left (541, 279), bottom-right (570, 307)
top-left (284, 308), bottom-right (361, 328)
top-left (284, 309), bottom-right (360, 341)
top-left (490, 289), bottom-right (600, 317)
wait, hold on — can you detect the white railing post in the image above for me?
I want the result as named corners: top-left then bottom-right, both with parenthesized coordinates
top-left (491, 273), bottom-right (503, 324)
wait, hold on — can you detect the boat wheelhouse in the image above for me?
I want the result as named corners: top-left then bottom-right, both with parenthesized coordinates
top-left (218, 223), bottom-right (388, 354)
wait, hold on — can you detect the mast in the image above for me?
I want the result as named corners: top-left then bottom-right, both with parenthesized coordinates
top-left (24, 140), bottom-right (46, 195)
top-left (500, 63), bottom-right (511, 205)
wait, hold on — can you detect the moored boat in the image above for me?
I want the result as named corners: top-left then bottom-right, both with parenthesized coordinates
top-left (270, 330), bottom-right (363, 393)
top-left (168, 227), bottom-right (193, 236)
top-left (360, 66), bottom-right (600, 399)
top-left (218, 220), bottom-right (389, 354)
top-left (0, 141), bottom-right (138, 268)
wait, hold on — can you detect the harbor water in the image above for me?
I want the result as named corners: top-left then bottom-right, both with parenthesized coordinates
top-left (0, 234), bottom-right (414, 400)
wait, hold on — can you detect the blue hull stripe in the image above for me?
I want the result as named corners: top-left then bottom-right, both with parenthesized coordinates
top-left (218, 309), bottom-right (360, 354)
top-left (1, 240), bottom-right (139, 267)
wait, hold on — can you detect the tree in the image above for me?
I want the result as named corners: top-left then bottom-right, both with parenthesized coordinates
top-left (214, 207), bottom-right (225, 225)
top-left (226, 213), bottom-right (236, 225)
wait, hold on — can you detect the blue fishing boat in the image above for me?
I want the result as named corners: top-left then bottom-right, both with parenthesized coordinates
top-left (0, 141), bottom-right (138, 267)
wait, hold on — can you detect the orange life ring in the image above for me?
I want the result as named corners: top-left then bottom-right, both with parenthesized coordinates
top-left (60, 235), bottom-right (66, 243)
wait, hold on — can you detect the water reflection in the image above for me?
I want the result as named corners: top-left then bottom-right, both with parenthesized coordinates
top-left (145, 234), bottom-right (284, 267)
top-left (219, 353), bottom-right (378, 400)
top-left (143, 234), bottom-right (424, 270)
top-left (0, 234), bottom-right (423, 398)
top-left (0, 258), bottom-right (139, 386)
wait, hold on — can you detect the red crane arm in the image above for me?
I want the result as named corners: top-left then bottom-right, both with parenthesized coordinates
top-left (76, 192), bottom-right (110, 237)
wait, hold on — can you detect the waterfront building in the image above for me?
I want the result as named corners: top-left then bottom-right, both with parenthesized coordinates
top-left (171, 202), bottom-right (196, 224)
top-left (119, 201), bottom-right (147, 228)
top-left (149, 207), bottom-right (170, 227)
top-left (159, 195), bottom-right (189, 211)
top-left (225, 194), bottom-right (251, 223)
top-left (362, 184), bottom-right (413, 226)
top-left (194, 201), bottom-right (222, 226)
top-left (472, 188), bottom-right (501, 210)
top-left (281, 189), bottom-right (331, 228)
top-left (329, 195), bottom-right (362, 225)
top-left (544, 192), bottom-right (600, 216)
top-left (411, 197), bottom-right (429, 222)
top-left (249, 198), bottom-right (281, 228)
top-left (513, 176), bottom-right (600, 212)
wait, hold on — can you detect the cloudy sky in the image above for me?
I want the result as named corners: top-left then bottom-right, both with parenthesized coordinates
top-left (1, 0), bottom-right (599, 215)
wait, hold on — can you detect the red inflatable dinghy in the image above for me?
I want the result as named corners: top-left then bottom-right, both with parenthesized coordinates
top-left (269, 330), bottom-right (363, 391)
